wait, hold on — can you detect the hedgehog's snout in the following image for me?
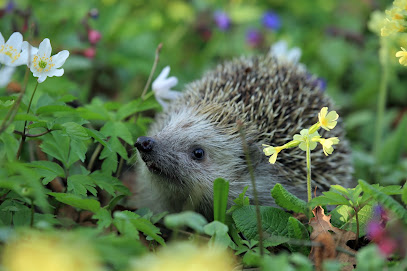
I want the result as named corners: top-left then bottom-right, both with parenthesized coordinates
top-left (135, 136), bottom-right (155, 153)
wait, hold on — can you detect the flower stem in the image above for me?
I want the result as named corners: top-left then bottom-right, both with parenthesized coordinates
top-left (141, 43), bottom-right (162, 99)
top-left (16, 81), bottom-right (39, 159)
top-left (237, 120), bottom-right (264, 256)
top-left (0, 66), bottom-right (30, 135)
top-left (306, 140), bottom-right (312, 202)
top-left (373, 37), bottom-right (389, 167)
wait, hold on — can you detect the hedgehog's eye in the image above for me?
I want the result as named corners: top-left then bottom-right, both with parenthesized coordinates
top-left (191, 148), bottom-right (205, 160)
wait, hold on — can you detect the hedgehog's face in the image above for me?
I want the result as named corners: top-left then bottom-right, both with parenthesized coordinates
top-left (135, 107), bottom-right (247, 195)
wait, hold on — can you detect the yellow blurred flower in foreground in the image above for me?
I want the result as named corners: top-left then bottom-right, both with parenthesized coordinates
top-left (396, 47), bottom-right (407, 65)
top-left (131, 242), bottom-right (236, 271)
top-left (2, 231), bottom-right (102, 271)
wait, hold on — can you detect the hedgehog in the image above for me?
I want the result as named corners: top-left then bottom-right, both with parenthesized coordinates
top-left (132, 51), bottom-right (353, 219)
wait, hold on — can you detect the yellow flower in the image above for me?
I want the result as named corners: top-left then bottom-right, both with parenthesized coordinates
top-left (368, 11), bottom-right (386, 36)
top-left (316, 137), bottom-right (340, 156)
top-left (263, 144), bottom-right (285, 164)
top-left (293, 129), bottom-right (320, 151)
top-left (381, 19), bottom-right (405, 36)
top-left (2, 231), bottom-right (102, 271)
top-left (318, 107), bottom-right (339, 131)
top-left (131, 242), bottom-right (235, 271)
top-left (396, 47), bottom-right (407, 66)
top-left (394, 0), bottom-right (407, 10)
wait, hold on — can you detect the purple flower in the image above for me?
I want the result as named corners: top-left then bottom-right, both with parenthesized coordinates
top-left (367, 221), bottom-right (385, 241)
top-left (316, 78), bottom-right (327, 91)
top-left (5, 0), bottom-right (15, 13)
top-left (246, 29), bottom-right (263, 48)
top-left (213, 10), bottom-right (230, 31)
top-left (262, 11), bottom-right (281, 30)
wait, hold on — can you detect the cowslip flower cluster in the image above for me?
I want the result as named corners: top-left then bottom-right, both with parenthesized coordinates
top-left (152, 66), bottom-right (182, 109)
top-left (262, 107), bottom-right (340, 164)
top-left (381, 0), bottom-right (407, 37)
top-left (0, 31), bottom-right (69, 85)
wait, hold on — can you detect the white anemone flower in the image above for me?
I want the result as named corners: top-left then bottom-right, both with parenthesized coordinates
top-left (29, 38), bottom-right (69, 83)
top-left (0, 32), bottom-right (29, 66)
top-left (152, 66), bottom-right (182, 109)
top-left (0, 66), bottom-right (16, 87)
top-left (270, 40), bottom-right (302, 64)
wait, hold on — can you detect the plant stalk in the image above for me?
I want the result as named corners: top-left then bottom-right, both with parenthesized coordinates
top-left (306, 140), bottom-right (312, 202)
top-left (16, 81), bottom-right (39, 159)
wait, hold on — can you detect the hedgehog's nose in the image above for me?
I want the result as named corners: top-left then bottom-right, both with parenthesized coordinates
top-left (135, 136), bottom-right (155, 153)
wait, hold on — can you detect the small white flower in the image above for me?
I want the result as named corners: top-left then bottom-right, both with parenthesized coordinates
top-left (152, 66), bottom-right (182, 109)
top-left (29, 38), bottom-right (69, 83)
top-left (270, 40), bottom-right (302, 64)
top-left (0, 66), bottom-right (16, 87)
top-left (0, 32), bottom-right (30, 66)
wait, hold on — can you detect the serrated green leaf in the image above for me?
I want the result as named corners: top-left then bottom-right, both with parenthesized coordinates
top-left (86, 128), bottom-right (112, 151)
top-left (49, 192), bottom-right (100, 213)
top-left (213, 178), bottom-right (229, 223)
top-left (62, 122), bottom-right (90, 141)
top-left (93, 208), bottom-right (113, 230)
top-left (271, 183), bottom-right (308, 214)
top-left (67, 175), bottom-right (97, 196)
top-left (310, 191), bottom-right (350, 207)
top-left (0, 133), bottom-right (19, 161)
top-left (113, 211), bottom-right (165, 245)
top-left (359, 180), bottom-right (407, 224)
top-left (101, 121), bottom-right (134, 145)
top-left (232, 206), bottom-right (291, 246)
top-left (100, 148), bottom-right (118, 174)
top-left (287, 217), bottom-right (310, 254)
top-left (90, 172), bottom-right (130, 196)
top-left (227, 186), bottom-right (249, 214)
top-left (116, 97), bottom-right (160, 121)
top-left (331, 185), bottom-right (352, 198)
top-left (403, 183), bottom-right (407, 205)
top-left (28, 161), bottom-right (65, 184)
top-left (164, 211), bottom-right (208, 233)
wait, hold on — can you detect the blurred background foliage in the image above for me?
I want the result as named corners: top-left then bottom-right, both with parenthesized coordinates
top-left (0, 0), bottom-right (406, 185)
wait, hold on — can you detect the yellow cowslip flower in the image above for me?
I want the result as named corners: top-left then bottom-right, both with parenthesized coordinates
top-left (381, 19), bottom-right (405, 36)
top-left (2, 231), bottom-right (102, 271)
top-left (293, 129), bottom-right (319, 151)
top-left (396, 47), bottom-right (407, 66)
top-left (368, 11), bottom-right (386, 36)
top-left (262, 144), bottom-right (285, 164)
top-left (315, 137), bottom-right (340, 156)
top-left (131, 242), bottom-right (236, 271)
top-left (318, 107), bottom-right (339, 131)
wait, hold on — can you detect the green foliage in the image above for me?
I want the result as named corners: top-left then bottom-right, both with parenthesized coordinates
top-left (164, 211), bottom-right (208, 233)
top-left (213, 178), bottom-right (229, 223)
top-left (271, 183), bottom-right (308, 215)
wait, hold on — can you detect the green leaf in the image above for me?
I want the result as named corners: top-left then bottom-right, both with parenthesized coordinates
top-left (116, 97), bottom-right (160, 121)
top-left (49, 192), bottom-right (100, 213)
top-left (204, 221), bottom-right (235, 249)
top-left (67, 175), bottom-right (98, 196)
top-left (62, 122), bottom-right (90, 141)
top-left (403, 183), bottom-right (407, 205)
top-left (113, 211), bottom-right (165, 245)
top-left (93, 208), bottom-right (113, 230)
top-left (13, 113), bottom-right (39, 121)
top-left (101, 121), bottom-right (134, 145)
top-left (164, 211), bottom-right (208, 233)
top-left (86, 128), bottom-right (112, 151)
top-left (310, 191), bottom-right (350, 207)
top-left (36, 105), bottom-right (75, 115)
top-left (359, 180), bottom-right (407, 224)
top-left (227, 186), bottom-right (250, 213)
top-left (213, 178), bottom-right (229, 223)
top-left (232, 206), bottom-right (291, 246)
top-left (100, 148), bottom-right (118, 174)
top-left (28, 161), bottom-right (66, 184)
top-left (330, 204), bottom-right (373, 237)
top-left (0, 132), bottom-right (19, 161)
top-left (271, 183), bottom-right (308, 214)
top-left (90, 172), bottom-right (130, 196)
top-left (287, 217), bottom-right (309, 254)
